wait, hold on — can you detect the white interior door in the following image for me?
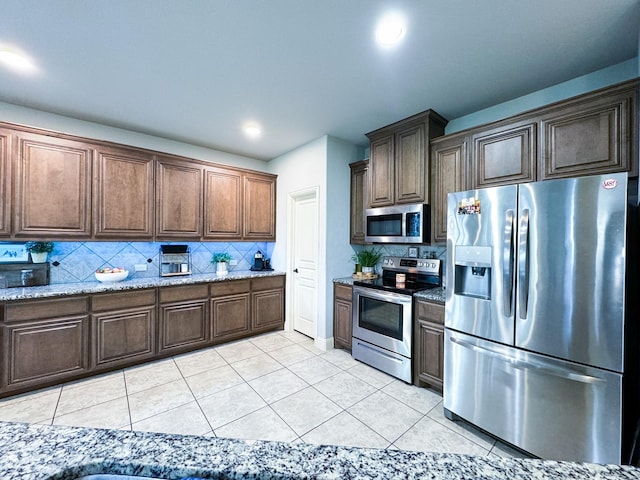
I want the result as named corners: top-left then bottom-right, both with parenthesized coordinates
top-left (290, 189), bottom-right (318, 338)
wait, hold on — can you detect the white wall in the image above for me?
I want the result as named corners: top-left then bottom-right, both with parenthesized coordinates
top-left (446, 58), bottom-right (639, 134)
top-left (268, 136), bottom-right (327, 340)
top-left (0, 101), bottom-right (268, 172)
top-left (325, 136), bottom-right (361, 338)
top-left (268, 135), bottom-right (360, 346)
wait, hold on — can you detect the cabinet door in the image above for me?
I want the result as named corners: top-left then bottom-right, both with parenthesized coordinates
top-left (0, 129), bottom-right (10, 237)
top-left (350, 160), bottom-right (368, 244)
top-left (211, 293), bottom-right (250, 343)
top-left (156, 156), bottom-right (203, 238)
top-left (414, 300), bottom-right (445, 391)
top-left (92, 307), bottom-right (155, 369)
top-left (251, 288), bottom-right (284, 332)
top-left (368, 134), bottom-right (394, 207)
top-left (431, 136), bottom-right (467, 243)
top-left (244, 173), bottom-right (276, 240)
top-left (471, 123), bottom-right (536, 188)
top-left (333, 298), bottom-right (352, 350)
top-left (3, 316), bottom-right (89, 390)
top-left (159, 301), bottom-right (208, 354)
top-left (539, 88), bottom-right (635, 179)
top-left (204, 167), bottom-right (242, 239)
top-left (416, 320), bottom-right (444, 390)
top-left (93, 145), bottom-right (154, 239)
top-left (395, 123), bottom-right (426, 204)
top-left (14, 132), bottom-right (92, 238)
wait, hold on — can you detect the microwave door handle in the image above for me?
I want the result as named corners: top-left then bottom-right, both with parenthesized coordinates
top-left (503, 209), bottom-right (515, 317)
top-left (518, 209), bottom-right (530, 320)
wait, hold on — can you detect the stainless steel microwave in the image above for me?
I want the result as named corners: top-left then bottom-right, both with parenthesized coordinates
top-left (364, 203), bottom-right (430, 244)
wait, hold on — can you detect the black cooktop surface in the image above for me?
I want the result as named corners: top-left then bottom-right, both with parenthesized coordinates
top-left (353, 275), bottom-right (439, 295)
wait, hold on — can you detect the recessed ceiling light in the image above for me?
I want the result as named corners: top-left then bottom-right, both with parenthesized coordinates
top-left (0, 48), bottom-right (37, 74)
top-left (375, 12), bottom-right (406, 47)
top-left (243, 122), bottom-right (262, 139)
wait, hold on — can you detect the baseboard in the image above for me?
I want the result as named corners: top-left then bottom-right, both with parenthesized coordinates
top-left (314, 336), bottom-right (334, 351)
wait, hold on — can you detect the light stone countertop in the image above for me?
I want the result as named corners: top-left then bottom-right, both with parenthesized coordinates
top-left (1, 421), bottom-right (639, 480)
top-left (0, 270), bottom-right (285, 302)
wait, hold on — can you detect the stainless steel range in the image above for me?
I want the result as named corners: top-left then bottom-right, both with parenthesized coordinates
top-left (352, 256), bottom-right (441, 383)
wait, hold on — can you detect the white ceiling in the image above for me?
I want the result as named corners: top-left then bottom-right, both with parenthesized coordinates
top-left (0, 0), bottom-right (638, 161)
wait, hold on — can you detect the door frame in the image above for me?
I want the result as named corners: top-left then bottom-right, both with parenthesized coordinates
top-left (286, 186), bottom-right (320, 338)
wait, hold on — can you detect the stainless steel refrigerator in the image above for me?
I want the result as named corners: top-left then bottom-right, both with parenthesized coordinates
top-left (444, 172), bottom-right (640, 464)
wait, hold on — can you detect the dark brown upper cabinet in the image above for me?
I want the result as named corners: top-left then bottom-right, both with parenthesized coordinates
top-left (367, 110), bottom-right (448, 208)
top-left (0, 129), bottom-right (11, 237)
top-left (430, 134), bottom-right (468, 244)
top-left (539, 83), bottom-right (637, 180)
top-left (13, 131), bottom-right (93, 238)
top-left (243, 172), bottom-right (276, 241)
top-left (470, 122), bottom-right (536, 188)
top-left (349, 160), bottom-right (368, 244)
top-left (93, 145), bottom-right (155, 239)
top-left (204, 166), bottom-right (243, 239)
top-left (155, 155), bottom-right (204, 239)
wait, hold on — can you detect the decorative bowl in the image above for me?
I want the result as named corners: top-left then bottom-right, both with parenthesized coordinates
top-left (95, 270), bottom-right (129, 283)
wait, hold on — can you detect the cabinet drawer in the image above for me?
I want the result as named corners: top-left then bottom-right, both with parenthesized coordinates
top-left (415, 300), bottom-right (445, 325)
top-left (334, 284), bottom-right (353, 302)
top-left (5, 297), bottom-right (89, 323)
top-left (91, 289), bottom-right (156, 312)
top-left (210, 279), bottom-right (250, 297)
top-left (251, 275), bottom-right (285, 291)
top-left (159, 284), bottom-right (208, 304)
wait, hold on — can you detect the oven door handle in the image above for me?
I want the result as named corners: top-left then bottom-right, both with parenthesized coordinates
top-left (352, 286), bottom-right (413, 305)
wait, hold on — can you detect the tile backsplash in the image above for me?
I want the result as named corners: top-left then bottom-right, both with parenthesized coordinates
top-left (350, 244), bottom-right (447, 285)
top-left (45, 241), bottom-right (274, 285)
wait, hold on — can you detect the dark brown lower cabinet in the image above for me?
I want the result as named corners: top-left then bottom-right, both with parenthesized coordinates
top-left (159, 285), bottom-right (209, 354)
top-left (413, 299), bottom-right (445, 392)
top-left (91, 290), bottom-right (156, 369)
top-left (251, 276), bottom-right (285, 332)
top-left (333, 283), bottom-right (353, 350)
top-left (1, 296), bottom-right (90, 393)
top-left (0, 275), bottom-right (285, 398)
top-left (210, 280), bottom-right (251, 343)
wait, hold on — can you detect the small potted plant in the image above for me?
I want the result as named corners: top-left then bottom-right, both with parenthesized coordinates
top-left (25, 241), bottom-right (54, 263)
top-left (211, 252), bottom-right (232, 275)
top-left (351, 248), bottom-right (383, 275)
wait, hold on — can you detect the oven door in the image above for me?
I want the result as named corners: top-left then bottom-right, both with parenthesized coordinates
top-left (352, 285), bottom-right (413, 358)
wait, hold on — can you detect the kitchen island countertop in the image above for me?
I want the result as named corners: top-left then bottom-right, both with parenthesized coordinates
top-left (0, 270), bottom-right (285, 302)
top-left (1, 421), bottom-right (639, 480)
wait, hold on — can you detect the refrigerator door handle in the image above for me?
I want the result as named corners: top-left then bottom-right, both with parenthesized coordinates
top-left (449, 335), bottom-right (605, 384)
top-left (503, 209), bottom-right (515, 317)
top-left (518, 208), bottom-right (530, 319)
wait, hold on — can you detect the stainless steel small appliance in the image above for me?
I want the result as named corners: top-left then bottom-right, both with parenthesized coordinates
top-left (352, 256), bottom-right (441, 382)
top-left (364, 203), bottom-right (430, 244)
top-left (159, 245), bottom-right (191, 277)
top-left (0, 262), bottom-right (50, 287)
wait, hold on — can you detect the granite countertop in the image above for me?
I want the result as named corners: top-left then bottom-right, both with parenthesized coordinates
top-left (0, 270), bottom-right (285, 302)
top-left (333, 277), bottom-right (446, 304)
top-left (1, 422), bottom-right (638, 480)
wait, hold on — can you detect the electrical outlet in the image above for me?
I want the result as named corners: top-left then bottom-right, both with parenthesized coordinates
top-left (134, 264), bottom-right (147, 272)
top-left (229, 259), bottom-right (238, 266)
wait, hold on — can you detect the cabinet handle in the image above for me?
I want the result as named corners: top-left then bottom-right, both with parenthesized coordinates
top-left (293, 268), bottom-right (299, 273)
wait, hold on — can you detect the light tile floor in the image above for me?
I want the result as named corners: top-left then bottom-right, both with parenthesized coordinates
top-left (0, 330), bottom-right (528, 458)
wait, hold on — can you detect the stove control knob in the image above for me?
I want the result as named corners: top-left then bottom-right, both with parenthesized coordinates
top-left (431, 262), bottom-right (436, 268)
top-left (418, 261), bottom-right (423, 267)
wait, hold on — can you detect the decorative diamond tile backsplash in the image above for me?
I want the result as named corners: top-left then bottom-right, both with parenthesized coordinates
top-left (47, 241), bottom-right (274, 284)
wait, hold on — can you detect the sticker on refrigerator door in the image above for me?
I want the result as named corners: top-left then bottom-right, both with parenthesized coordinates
top-left (602, 178), bottom-right (618, 190)
top-left (458, 197), bottom-right (481, 215)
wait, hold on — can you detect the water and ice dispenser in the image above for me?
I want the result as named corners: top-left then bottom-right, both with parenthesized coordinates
top-left (453, 246), bottom-right (492, 300)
